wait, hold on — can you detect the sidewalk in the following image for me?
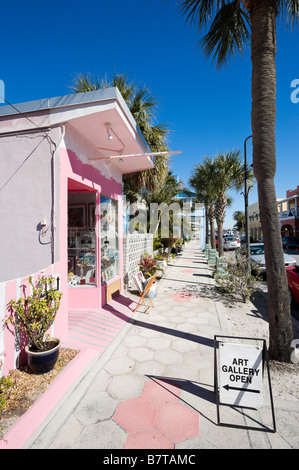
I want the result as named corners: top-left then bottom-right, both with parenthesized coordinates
top-left (2, 240), bottom-right (299, 449)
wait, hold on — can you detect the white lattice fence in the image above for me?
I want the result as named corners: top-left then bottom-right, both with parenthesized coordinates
top-left (123, 234), bottom-right (153, 288)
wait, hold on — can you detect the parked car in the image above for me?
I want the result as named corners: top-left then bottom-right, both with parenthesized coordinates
top-left (236, 243), bottom-right (297, 273)
top-left (282, 236), bottom-right (299, 250)
top-left (223, 235), bottom-right (240, 250)
top-left (286, 266), bottom-right (299, 305)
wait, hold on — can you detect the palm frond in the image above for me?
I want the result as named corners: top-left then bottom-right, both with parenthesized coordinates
top-left (199, 1), bottom-right (250, 67)
top-left (278, 0), bottom-right (299, 29)
top-left (110, 73), bottom-right (136, 103)
top-left (179, 0), bottom-right (226, 29)
top-left (69, 72), bottom-right (103, 93)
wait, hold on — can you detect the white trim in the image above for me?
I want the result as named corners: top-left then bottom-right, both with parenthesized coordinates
top-left (0, 282), bottom-right (6, 378)
top-left (88, 150), bottom-right (182, 162)
top-left (13, 278), bottom-right (22, 369)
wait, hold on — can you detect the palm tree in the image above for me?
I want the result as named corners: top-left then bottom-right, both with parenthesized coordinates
top-left (191, 151), bottom-right (246, 255)
top-left (70, 73), bottom-right (170, 200)
top-left (189, 159), bottom-right (218, 248)
top-left (178, 0), bottom-right (298, 362)
top-left (212, 151), bottom-right (246, 256)
top-left (233, 210), bottom-right (245, 233)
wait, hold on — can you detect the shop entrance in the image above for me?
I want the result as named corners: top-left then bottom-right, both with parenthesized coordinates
top-left (67, 186), bottom-right (97, 288)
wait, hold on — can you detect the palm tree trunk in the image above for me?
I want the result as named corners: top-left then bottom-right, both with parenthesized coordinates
top-left (210, 216), bottom-right (216, 249)
top-left (215, 193), bottom-right (227, 256)
top-left (251, 0), bottom-right (293, 362)
top-left (204, 203), bottom-right (209, 245)
top-left (207, 204), bottom-right (216, 248)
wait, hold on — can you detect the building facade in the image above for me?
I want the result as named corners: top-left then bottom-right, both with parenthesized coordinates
top-left (0, 88), bottom-right (154, 374)
top-left (277, 185), bottom-right (299, 238)
top-left (248, 185), bottom-right (299, 242)
top-left (248, 201), bottom-right (262, 242)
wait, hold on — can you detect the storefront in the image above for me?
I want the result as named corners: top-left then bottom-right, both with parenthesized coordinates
top-left (0, 88), bottom-right (154, 373)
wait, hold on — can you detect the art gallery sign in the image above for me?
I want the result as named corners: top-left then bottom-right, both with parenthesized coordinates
top-left (214, 335), bottom-right (276, 432)
top-left (219, 342), bottom-right (263, 408)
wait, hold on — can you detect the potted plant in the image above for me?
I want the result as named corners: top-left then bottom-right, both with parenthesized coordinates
top-left (175, 239), bottom-right (183, 253)
top-left (138, 254), bottom-right (157, 297)
top-left (154, 252), bottom-right (169, 270)
top-left (7, 275), bottom-right (63, 374)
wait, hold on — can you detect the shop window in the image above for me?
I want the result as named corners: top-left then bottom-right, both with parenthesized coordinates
top-left (68, 193), bottom-right (96, 287)
top-left (100, 196), bottom-right (119, 284)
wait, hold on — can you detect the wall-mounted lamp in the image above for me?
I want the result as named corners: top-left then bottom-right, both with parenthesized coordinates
top-left (40, 218), bottom-right (48, 237)
top-left (106, 123), bottom-right (113, 141)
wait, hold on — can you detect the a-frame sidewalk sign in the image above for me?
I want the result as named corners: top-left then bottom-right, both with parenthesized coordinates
top-left (214, 335), bottom-right (276, 433)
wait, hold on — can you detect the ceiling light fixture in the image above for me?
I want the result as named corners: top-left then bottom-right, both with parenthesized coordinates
top-left (106, 123), bottom-right (113, 140)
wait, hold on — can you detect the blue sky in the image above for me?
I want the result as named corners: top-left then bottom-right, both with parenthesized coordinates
top-left (1, 0), bottom-right (298, 228)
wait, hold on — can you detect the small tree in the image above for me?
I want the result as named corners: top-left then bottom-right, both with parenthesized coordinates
top-left (215, 255), bottom-right (262, 303)
top-left (7, 275), bottom-right (62, 351)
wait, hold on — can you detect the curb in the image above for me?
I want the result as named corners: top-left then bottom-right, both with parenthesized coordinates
top-left (26, 307), bottom-right (142, 449)
top-left (0, 348), bottom-right (98, 449)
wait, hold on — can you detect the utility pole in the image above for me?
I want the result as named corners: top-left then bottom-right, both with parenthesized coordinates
top-left (244, 135), bottom-right (252, 270)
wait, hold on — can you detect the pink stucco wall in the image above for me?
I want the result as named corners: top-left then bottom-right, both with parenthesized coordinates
top-left (1, 265), bottom-right (61, 376)
top-left (1, 144), bottom-right (124, 377)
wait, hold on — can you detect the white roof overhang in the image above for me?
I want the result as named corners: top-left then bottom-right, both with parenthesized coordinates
top-left (0, 88), bottom-right (160, 175)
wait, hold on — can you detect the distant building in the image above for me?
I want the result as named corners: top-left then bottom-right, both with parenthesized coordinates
top-left (175, 189), bottom-right (205, 249)
top-left (277, 185), bottom-right (299, 237)
top-left (248, 185), bottom-right (299, 241)
top-left (248, 201), bottom-right (262, 241)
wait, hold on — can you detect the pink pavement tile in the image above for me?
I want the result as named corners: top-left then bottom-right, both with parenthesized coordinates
top-left (168, 291), bottom-right (197, 303)
top-left (113, 396), bottom-right (156, 433)
top-left (155, 402), bottom-right (199, 443)
top-left (142, 380), bottom-right (180, 406)
top-left (124, 428), bottom-right (174, 449)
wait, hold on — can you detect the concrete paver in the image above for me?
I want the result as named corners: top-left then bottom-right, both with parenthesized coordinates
top-left (2, 239), bottom-right (298, 450)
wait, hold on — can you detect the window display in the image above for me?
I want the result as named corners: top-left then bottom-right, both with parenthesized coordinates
top-left (100, 196), bottom-right (119, 284)
top-left (68, 227), bottom-right (96, 286)
top-left (68, 194), bottom-right (96, 287)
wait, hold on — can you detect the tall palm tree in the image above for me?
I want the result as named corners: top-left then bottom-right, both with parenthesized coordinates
top-left (212, 151), bottom-right (246, 256)
top-left (191, 151), bottom-right (246, 255)
top-left (70, 73), bottom-right (170, 200)
top-left (189, 159), bottom-right (218, 248)
top-left (178, 0), bottom-right (298, 362)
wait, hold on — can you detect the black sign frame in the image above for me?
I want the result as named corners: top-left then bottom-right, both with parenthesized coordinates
top-left (214, 335), bottom-right (276, 433)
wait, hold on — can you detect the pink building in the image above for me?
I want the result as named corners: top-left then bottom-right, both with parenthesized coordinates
top-left (278, 185), bottom-right (299, 237)
top-left (0, 88), bottom-right (154, 375)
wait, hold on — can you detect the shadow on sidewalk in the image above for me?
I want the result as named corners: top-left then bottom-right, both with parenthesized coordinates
top-left (146, 374), bottom-right (217, 425)
top-left (103, 294), bottom-right (214, 349)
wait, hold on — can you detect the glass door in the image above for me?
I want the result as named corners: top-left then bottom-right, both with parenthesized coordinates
top-left (68, 193), bottom-right (96, 287)
top-left (100, 196), bottom-right (119, 284)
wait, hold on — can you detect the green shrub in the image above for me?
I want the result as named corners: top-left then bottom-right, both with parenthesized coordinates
top-left (138, 254), bottom-right (157, 279)
top-left (215, 255), bottom-right (262, 303)
top-left (7, 275), bottom-right (62, 351)
top-left (0, 357), bottom-right (15, 411)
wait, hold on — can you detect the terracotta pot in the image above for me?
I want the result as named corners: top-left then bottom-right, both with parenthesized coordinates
top-left (25, 337), bottom-right (60, 374)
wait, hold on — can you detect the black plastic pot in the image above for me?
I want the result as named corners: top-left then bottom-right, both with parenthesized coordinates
top-left (25, 337), bottom-right (60, 374)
